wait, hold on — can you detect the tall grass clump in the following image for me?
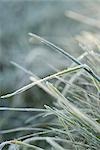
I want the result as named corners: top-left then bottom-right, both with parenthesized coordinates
top-left (0, 32), bottom-right (100, 150)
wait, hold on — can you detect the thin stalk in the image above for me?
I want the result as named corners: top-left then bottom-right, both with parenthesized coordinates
top-left (1, 65), bottom-right (85, 98)
top-left (29, 33), bottom-right (100, 82)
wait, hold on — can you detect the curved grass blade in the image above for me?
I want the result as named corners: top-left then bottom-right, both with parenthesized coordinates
top-left (1, 65), bottom-right (84, 98)
top-left (29, 33), bottom-right (100, 82)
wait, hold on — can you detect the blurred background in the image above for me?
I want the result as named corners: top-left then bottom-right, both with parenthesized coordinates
top-left (0, 0), bottom-right (100, 145)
